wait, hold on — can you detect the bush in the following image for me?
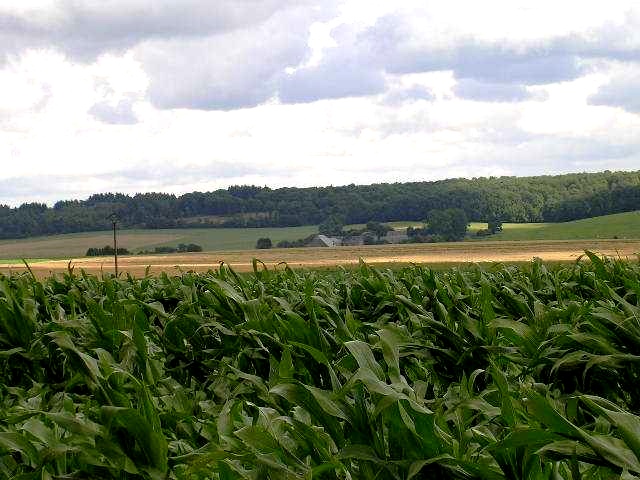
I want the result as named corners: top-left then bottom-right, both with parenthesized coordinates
top-left (177, 243), bottom-right (203, 252)
top-left (365, 221), bottom-right (393, 239)
top-left (276, 234), bottom-right (316, 248)
top-left (86, 245), bottom-right (130, 256)
top-left (256, 237), bottom-right (272, 249)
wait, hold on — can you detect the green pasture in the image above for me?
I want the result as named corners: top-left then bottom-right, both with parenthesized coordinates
top-left (0, 226), bottom-right (318, 259)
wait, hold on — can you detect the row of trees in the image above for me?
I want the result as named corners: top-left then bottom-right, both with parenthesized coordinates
top-left (318, 217), bottom-right (393, 239)
top-left (138, 243), bottom-right (203, 254)
top-left (87, 243), bottom-right (203, 256)
top-left (2, 170), bottom-right (639, 239)
top-left (86, 246), bottom-right (130, 257)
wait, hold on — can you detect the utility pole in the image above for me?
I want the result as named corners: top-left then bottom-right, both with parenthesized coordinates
top-left (108, 213), bottom-right (119, 276)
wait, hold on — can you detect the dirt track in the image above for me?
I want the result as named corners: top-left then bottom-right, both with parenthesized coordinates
top-left (1, 239), bottom-right (638, 277)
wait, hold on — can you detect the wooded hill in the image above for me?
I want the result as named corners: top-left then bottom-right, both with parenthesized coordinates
top-left (1, 170), bottom-right (639, 240)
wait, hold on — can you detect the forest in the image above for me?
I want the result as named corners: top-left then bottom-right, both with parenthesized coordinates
top-left (0, 170), bottom-right (639, 239)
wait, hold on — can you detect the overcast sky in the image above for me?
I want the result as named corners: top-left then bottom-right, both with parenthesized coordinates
top-left (1, 0), bottom-right (639, 206)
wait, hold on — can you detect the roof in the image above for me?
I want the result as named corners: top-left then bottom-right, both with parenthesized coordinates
top-left (316, 234), bottom-right (342, 246)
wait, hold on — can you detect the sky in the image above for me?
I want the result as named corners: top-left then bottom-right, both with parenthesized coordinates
top-left (1, 0), bottom-right (639, 206)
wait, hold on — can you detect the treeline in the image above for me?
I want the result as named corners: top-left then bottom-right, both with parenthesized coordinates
top-left (138, 243), bottom-right (203, 255)
top-left (86, 246), bottom-right (130, 257)
top-left (86, 243), bottom-right (203, 257)
top-left (1, 170), bottom-right (640, 239)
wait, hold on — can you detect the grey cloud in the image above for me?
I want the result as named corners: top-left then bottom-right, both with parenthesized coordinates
top-left (139, 3), bottom-right (339, 110)
top-left (381, 85), bottom-right (435, 105)
top-left (0, 0), bottom-right (300, 60)
top-left (279, 62), bottom-right (385, 104)
top-left (453, 49), bottom-right (586, 85)
top-left (359, 15), bottom-right (589, 85)
top-left (272, 10), bottom-right (639, 106)
top-left (555, 11), bottom-right (640, 63)
top-left (0, 1), bottom-right (340, 111)
top-left (278, 22), bottom-right (386, 104)
top-left (453, 79), bottom-right (534, 102)
top-left (2, 2), bottom-right (640, 111)
top-left (89, 98), bottom-right (138, 124)
top-left (588, 69), bottom-right (640, 113)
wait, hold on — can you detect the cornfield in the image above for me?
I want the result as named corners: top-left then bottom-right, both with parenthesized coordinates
top-left (1, 253), bottom-right (640, 479)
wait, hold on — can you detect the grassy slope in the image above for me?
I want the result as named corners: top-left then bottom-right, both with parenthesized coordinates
top-left (0, 226), bottom-right (317, 259)
top-left (486, 211), bottom-right (640, 241)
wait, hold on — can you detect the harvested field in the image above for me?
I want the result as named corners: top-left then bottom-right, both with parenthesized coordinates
top-left (1, 239), bottom-right (638, 277)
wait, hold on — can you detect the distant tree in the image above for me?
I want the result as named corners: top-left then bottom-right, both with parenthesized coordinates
top-left (488, 216), bottom-right (503, 234)
top-left (366, 221), bottom-right (393, 239)
top-left (426, 208), bottom-right (468, 241)
top-left (256, 237), bottom-right (272, 249)
top-left (177, 243), bottom-right (203, 252)
top-left (187, 243), bottom-right (203, 252)
top-left (319, 215), bottom-right (345, 236)
top-left (276, 240), bottom-right (292, 248)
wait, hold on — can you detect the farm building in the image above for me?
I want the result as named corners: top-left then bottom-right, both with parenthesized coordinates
top-left (385, 230), bottom-right (408, 243)
top-left (308, 234), bottom-right (343, 247)
top-left (342, 235), bottom-right (365, 246)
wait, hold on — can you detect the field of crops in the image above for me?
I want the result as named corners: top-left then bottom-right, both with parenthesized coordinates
top-left (1, 254), bottom-right (640, 478)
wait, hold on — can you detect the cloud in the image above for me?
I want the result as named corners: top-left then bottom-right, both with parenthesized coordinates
top-left (274, 7), bottom-right (640, 106)
top-left (0, 1), bottom-right (299, 60)
top-left (138, 3), bottom-right (339, 110)
top-left (588, 67), bottom-right (640, 113)
top-left (381, 85), bottom-right (435, 105)
top-left (89, 98), bottom-right (138, 124)
top-left (2, 2), bottom-right (639, 110)
top-left (453, 79), bottom-right (535, 102)
top-left (279, 62), bottom-right (385, 104)
top-left (0, 1), bottom-right (341, 111)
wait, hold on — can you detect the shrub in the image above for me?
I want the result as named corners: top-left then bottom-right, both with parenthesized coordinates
top-left (86, 245), bottom-right (130, 256)
top-left (256, 237), bottom-right (272, 249)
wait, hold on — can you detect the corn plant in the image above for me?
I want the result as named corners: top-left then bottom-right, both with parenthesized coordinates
top-left (0, 254), bottom-right (640, 478)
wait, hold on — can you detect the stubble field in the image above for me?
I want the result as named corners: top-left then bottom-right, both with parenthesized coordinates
top-left (1, 238), bottom-right (638, 277)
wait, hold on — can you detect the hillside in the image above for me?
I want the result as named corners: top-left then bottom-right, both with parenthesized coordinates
top-left (488, 210), bottom-right (640, 241)
top-left (0, 226), bottom-right (318, 260)
top-left (1, 169), bottom-right (640, 240)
